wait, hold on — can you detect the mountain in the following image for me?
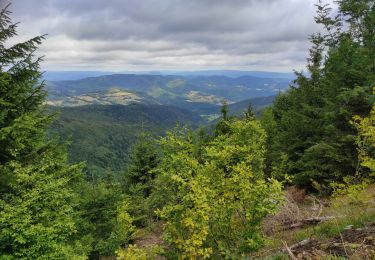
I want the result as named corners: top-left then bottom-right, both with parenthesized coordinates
top-left (43, 70), bottom-right (296, 81)
top-left (227, 95), bottom-right (276, 115)
top-left (49, 104), bottom-right (201, 177)
top-left (161, 70), bottom-right (296, 79)
top-left (43, 71), bottom-right (112, 81)
top-left (46, 73), bottom-right (290, 111)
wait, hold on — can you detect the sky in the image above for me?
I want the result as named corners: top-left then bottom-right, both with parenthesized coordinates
top-left (5, 0), bottom-right (325, 72)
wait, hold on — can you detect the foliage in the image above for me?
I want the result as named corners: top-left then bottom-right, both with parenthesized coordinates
top-left (330, 176), bottom-right (371, 206)
top-left (122, 131), bottom-right (160, 227)
top-left (117, 244), bottom-right (163, 260)
top-left (352, 101), bottom-right (375, 174)
top-left (125, 132), bottom-right (159, 197)
top-left (0, 5), bottom-right (87, 258)
top-left (214, 101), bottom-right (232, 137)
top-left (117, 245), bottom-right (148, 260)
top-left (269, 0), bottom-right (375, 189)
top-left (154, 119), bottom-right (283, 258)
top-left (330, 102), bottom-right (375, 206)
top-left (0, 148), bottom-right (86, 259)
top-left (244, 102), bottom-right (256, 120)
top-left (108, 200), bottom-right (136, 251)
top-left (260, 107), bottom-right (280, 178)
top-left (49, 104), bottom-right (200, 178)
top-left (78, 180), bottom-right (135, 256)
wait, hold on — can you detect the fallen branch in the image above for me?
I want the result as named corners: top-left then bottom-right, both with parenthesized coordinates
top-left (282, 216), bottom-right (335, 230)
top-left (288, 238), bottom-right (313, 250)
top-left (281, 238), bottom-right (314, 256)
top-left (303, 216), bottom-right (335, 224)
top-left (282, 241), bottom-right (298, 260)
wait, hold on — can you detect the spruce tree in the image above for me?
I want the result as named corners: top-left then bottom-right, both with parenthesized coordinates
top-left (123, 131), bottom-right (159, 226)
top-left (214, 100), bottom-right (231, 136)
top-left (270, 0), bottom-right (374, 189)
top-left (0, 5), bottom-right (87, 258)
top-left (125, 131), bottom-right (159, 197)
top-left (79, 179), bottom-right (133, 258)
top-left (244, 102), bottom-right (255, 120)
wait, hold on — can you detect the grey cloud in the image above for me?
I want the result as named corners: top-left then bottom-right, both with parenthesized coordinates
top-left (8, 0), bottom-right (327, 71)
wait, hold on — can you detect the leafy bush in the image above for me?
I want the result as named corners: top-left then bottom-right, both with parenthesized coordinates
top-left (352, 102), bottom-right (375, 175)
top-left (117, 244), bottom-right (162, 260)
top-left (154, 119), bottom-right (283, 258)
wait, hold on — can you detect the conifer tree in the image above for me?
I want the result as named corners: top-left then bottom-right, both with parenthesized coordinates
top-left (270, 0), bottom-right (375, 187)
top-left (79, 179), bottom-right (134, 258)
top-left (214, 100), bottom-right (231, 136)
top-left (123, 131), bottom-right (159, 226)
top-left (244, 102), bottom-right (255, 120)
top-left (125, 132), bottom-right (159, 197)
top-left (270, 0), bottom-right (374, 189)
top-left (0, 5), bottom-right (87, 258)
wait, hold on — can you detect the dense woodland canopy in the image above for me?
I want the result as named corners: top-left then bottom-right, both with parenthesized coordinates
top-left (0, 0), bottom-right (374, 259)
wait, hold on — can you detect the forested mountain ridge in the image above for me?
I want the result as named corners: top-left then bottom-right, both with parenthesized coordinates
top-left (47, 94), bottom-right (276, 177)
top-left (49, 104), bottom-right (202, 176)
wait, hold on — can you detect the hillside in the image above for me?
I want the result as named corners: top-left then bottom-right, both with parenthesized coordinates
top-left (46, 74), bottom-right (290, 108)
top-left (47, 85), bottom-right (276, 118)
top-left (198, 95), bottom-right (276, 117)
top-left (49, 104), bottom-right (201, 177)
top-left (46, 88), bottom-right (158, 107)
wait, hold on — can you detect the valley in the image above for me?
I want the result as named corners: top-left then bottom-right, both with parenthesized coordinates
top-left (47, 72), bottom-right (286, 178)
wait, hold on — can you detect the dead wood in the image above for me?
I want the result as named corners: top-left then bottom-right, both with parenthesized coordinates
top-left (281, 216), bottom-right (335, 230)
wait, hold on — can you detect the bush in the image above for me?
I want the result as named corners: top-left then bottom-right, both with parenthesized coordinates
top-left (153, 120), bottom-right (283, 258)
top-left (117, 244), bottom-right (162, 260)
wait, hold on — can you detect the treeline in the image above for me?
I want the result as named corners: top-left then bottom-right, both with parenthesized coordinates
top-left (0, 1), bottom-right (374, 259)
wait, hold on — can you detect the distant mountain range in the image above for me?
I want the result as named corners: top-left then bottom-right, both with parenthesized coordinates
top-left (46, 73), bottom-right (290, 119)
top-left (162, 70), bottom-right (296, 79)
top-left (43, 70), bottom-right (295, 81)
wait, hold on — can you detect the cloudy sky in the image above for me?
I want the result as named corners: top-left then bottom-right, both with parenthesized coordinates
top-left (6, 0), bottom-right (324, 72)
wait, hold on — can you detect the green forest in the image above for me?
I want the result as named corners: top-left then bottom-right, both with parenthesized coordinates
top-left (0, 1), bottom-right (374, 259)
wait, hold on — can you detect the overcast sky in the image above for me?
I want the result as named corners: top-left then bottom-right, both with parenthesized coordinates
top-left (6, 0), bottom-right (325, 72)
